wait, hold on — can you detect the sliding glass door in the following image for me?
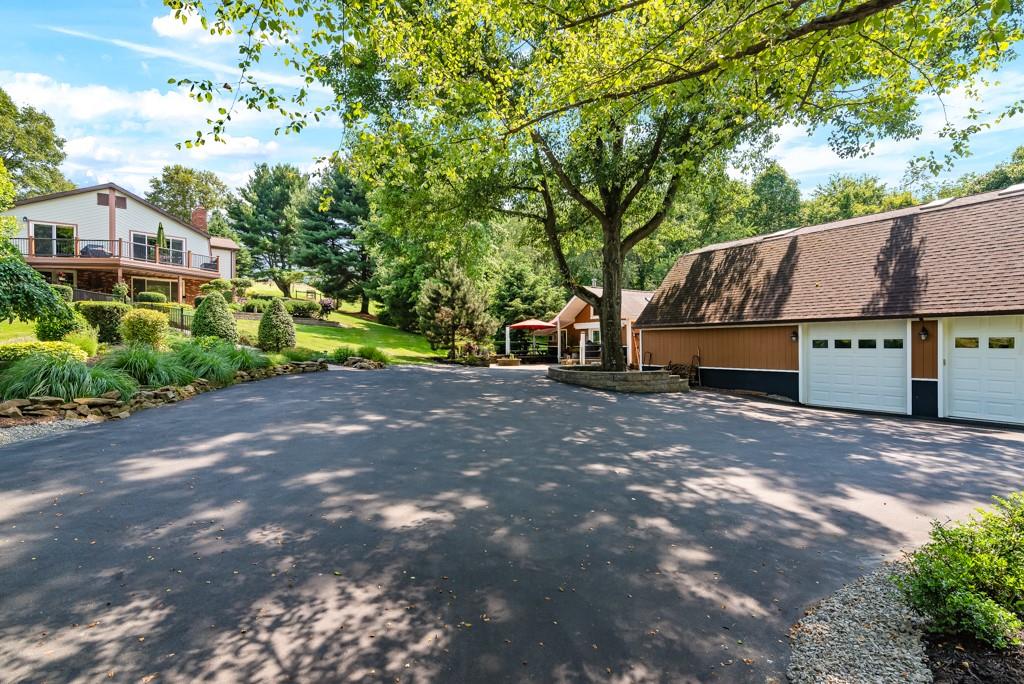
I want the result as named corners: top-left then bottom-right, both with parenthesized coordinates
top-left (32, 223), bottom-right (75, 256)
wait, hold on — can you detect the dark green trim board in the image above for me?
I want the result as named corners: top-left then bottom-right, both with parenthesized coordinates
top-left (912, 380), bottom-right (939, 418)
top-left (699, 368), bottom-right (799, 401)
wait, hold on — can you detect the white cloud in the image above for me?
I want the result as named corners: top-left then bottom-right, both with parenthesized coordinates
top-left (152, 9), bottom-right (232, 44)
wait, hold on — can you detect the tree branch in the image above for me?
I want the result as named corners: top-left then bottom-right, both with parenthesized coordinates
top-left (621, 171), bottom-right (682, 254)
top-left (619, 119), bottom-right (670, 216)
top-left (507, 0), bottom-right (910, 134)
top-left (530, 130), bottom-right (606, 221)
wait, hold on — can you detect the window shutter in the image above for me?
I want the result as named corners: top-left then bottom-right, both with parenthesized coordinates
top-left (114, 196), bottom-right (127, 209)
top-left (96, 193), bottom-right (109, 206)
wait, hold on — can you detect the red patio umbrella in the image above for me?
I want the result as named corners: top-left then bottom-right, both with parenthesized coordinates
top-left (509, 318), bottom-right (556, 331)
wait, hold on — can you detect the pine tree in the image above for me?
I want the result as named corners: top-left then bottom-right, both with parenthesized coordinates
top-left (416, 263), bottom-right (496, 358)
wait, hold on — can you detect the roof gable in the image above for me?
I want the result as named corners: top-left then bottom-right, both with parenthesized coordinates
top-left (636, 189), bottom-right (1024, 328)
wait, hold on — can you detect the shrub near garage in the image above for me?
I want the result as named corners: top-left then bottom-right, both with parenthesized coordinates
top-left (0, 341), bottom-right (87, 368)
top-left (76, 301), bottom-right (132, 344)
top-left (120, 308), bottom-right (170, 347)
top-left (898, 492), bottom-right (1024, 648)
top-left (191, 291), bottom-right (237, 343)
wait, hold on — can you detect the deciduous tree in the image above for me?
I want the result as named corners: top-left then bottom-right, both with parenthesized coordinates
top-left (145, 164), bottom-right (231, 222)
top-left (0, 88), bottom-right (74, 198)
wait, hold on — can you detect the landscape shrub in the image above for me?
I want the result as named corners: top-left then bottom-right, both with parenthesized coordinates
top-left (213, 342), bottom-right (271, 371)
top-left (257, 299), bottom-right (295, 351)
top-left (35, 306), bottom-right (89, 341)
top-left (190, 291), bottom-right (237, 343)
top-left (63, 328), bottom-right (100, 357)
top-left (897, 492), bottom-right (1024, 649)
top-left (357, 345), bottom-right (390, 365)
top-left (230, 277), bottom-right (253, 299)
top-left (135, 291), bottom-right (168, 303)
top-left (111, 281), bottom-right (130, 302)
top-left (320, 298), bottom-right (336, 318)
top-left (284, 299), bottom-right (321, 319)
top-left (0, 354), bottom-right (136, 401)
top-left (99, 344), bottom-right (196, 387)
top-left (0, 341), bottom-right (87, 368)
top-left (278, 347), bottom-right (321, 362)
top-left (199, 278), bottom-right (233, 299)
top-left (76, 301), bottom-right (132, 344)
top-left (50, 284), bottom-right (73, 302)
top-left (119, 308), bottom-right (170, 347)
top-left (241, 299), bottom-right (271, 313)
top-left (193, 295), bottom-right (206, 309)
top-left (328, 345), bottom-right (360, 363)
top-left (169, 340), bottom-right (236, 385)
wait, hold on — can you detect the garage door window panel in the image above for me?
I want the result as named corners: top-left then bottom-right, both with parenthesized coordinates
top-left (812, 340), bottom-right (828, 349)
top-left (989, 337), bottom-right (1015, 349)
top-left (955, 337), bottom-right (979, 349)
top-left (884, 339), bottom-right (904, 349)
top-left (834, 339), bottom-right (852, 349)
top-left (858, 339), bottom-right (877, 349)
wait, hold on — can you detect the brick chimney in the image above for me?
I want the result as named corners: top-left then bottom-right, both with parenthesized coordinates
top-left (191, 206), bottom-right (208, 232)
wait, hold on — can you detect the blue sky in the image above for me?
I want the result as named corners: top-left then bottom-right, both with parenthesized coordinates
top-left (2, 0), bottom-right (1023, 197)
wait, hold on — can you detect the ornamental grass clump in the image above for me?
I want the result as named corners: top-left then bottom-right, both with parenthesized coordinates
top-left (169, 339), bottom-right (236, 385)
top-left (63, 328), bottom-right (99, 357)
top-left (99, 345), bottom-right (196, 387)
top-left (0, 355), bottom-right (136, 401)
top-left (191, 291), bottom-right (237, 343)
top-left (217, 343), bottom-right (271, 372)
top-left (897, 492), bottom-right (1024, 649)
top-left (257, 298), bottom-right (295, 351)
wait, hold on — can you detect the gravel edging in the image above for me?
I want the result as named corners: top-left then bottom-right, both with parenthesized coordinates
top-left (788, 562), bottom-right (932, 683)
top-left (0, 419), bottom-right (88, 448)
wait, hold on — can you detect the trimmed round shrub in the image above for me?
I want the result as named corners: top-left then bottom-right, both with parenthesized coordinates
top-left (76, 301), bottom-right (132, 344)
top-left (99, 344), bottom-right (196, 386)
top-left (120, 308), bottom-right (170, 347)
top-left (284, 299), bottom-right (321, 319)
top-left (0, 354), bottom-right (136, 401)
top-left (193, 295), bottom-right (206, 309)
top-left (257, 298), bottom-right (295, 351)
top-left (0, 341), bottom-right (87, 368)
top-left (35, 305), bottom-right (89, 341)
top-left (199, 278), bottom-right (233, 298)
top-left (135, 291), bottom-right (168, 303)
top-left (190, 291), bottom-right (237, 343)
top-left (51, 284), bottom-right (73, 302)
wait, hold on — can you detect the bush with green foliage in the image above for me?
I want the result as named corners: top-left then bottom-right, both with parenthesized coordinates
top-left (119, 308), bottom-right (170, 347)
top-left (35, 305), bottom-right (89, 341)
top-left (897, 493), bottom-right (1024, 649)
top-left (327, 344), bottom-right (389, 365)
top-left (135, 291), bottom-right (168, 303)
top-left (279, 347), bottom-right (321, 362)
top-left (257, 298), bottom-right (295, 351)
top-left (99, 344), bottom-right (196, 386)
top-left (51, 284), bottom-right (73, 302)
top-left (63, 328), bottom-right (99, 357)
top-left (0, 354), bottom-right (136, 401)
top-left (215, 342), bottom-right (271, 371)
top-left (0, 341), bottom-right (87, 368)
top-left (111, 281), bottom-right (130, 303)
top-left (230, 277), bottom-right (253, 299)
top-left (169, 339), bottom-right (237, 385)
top-left (284, 299), bottom-right (321, 318)
top-left (242, 299), bottom-right (271, 313)
top-left (193, 295), bottom-right (206, 309)
top-left (199, 279), bottom-right (234, 302)
top-left (76, 301), bottom-right (132, 344)
top-left (0, 257), bottom-right (65, 324)
top-left (191, 291), bottom-right (237, 343)
top-left (328, 345), bottom-right (360, 363)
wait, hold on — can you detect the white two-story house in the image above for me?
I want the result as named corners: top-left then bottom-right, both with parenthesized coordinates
top-left (2, 183), bottom-right (239, 304)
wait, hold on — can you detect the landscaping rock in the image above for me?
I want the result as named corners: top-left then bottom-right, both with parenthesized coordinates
top-left (73, 397), bottom-right (118, 407)
top-left (100, 390), bottom-right (122, 400)
top-left (0, 399), bottom-right (31, 411)
top-left (788, 563), bottom-right (930, 684)
top-left (342, 357), bottom-right (384, 370)
top-left (28, 396), bottom-right (64, 406)
top-left (23, 409), bottom-right (58, 418)
top-left (0, 406), bottom-right (23, 418)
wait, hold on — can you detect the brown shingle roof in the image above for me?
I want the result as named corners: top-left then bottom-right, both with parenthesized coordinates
top-left (635, 187), bottom-right (1024, 328)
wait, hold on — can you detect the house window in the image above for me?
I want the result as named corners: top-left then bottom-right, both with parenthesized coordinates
top-left (131, 233), bottom-right (185, 265)
top-left (883, 339), bottom-right (904, 349)
top-left (32, 223), bottom-right (75, 256)
top-left (955, 337), bottom-right (979, 349)
top-left (97, 193), bottom-right (109, 206)
top-left (858, 339), bottom-right (877, 349)
top-left (834, 339), bottom-right (852, 349)
top-left (131, 277), bottom-right (179, 302)
top-left (587, 329), bottom-right (601, 344)
top-left (989, 337), bottom-right (1015, 349)
top-left (812, 339), bottom-right (828, 349)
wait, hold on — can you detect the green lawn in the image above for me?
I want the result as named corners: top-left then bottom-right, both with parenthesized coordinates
top-left (237, 311), bottom-right (435, 364)
top-left (0, 320), bottom-right (37, 343)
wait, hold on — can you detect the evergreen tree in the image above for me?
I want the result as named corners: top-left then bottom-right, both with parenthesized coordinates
top-left (294, 165), bottom-right (375, 313)
top-left (191, 291), bottom-right (238, 343)
top-left (489, 257), bottom-right (564, 326)
top-left (257, 298), bottom-right (295, 351)
top-left (227, 163), bottom-right (307, 296)
top-left (416, 263), bottom-right (497, 358)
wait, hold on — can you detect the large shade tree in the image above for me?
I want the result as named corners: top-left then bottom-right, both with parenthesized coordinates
top-left (145, 164), bottom-right (232, 223)
top-left (0, 88), bottom-right (74, 198)
top-left (169, 0), bottom-right (1022, 369)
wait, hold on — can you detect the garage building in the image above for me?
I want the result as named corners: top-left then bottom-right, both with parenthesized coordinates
top-left (634, 184), bottom-right (1024, 426)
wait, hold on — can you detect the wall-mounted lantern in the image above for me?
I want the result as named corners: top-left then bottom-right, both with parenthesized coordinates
top-left (919, 325), bottom-right (930, 342)
top-left (790, 330), bottom-right (799, 342)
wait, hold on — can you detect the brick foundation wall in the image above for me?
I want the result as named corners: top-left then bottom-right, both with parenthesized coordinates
top-left (184, 278), bottom-right (202, 304)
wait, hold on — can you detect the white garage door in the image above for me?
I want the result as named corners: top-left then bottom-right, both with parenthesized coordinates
top-left (806, 321), bottom-right (907, 413)
top-left (948, 316), bottom-right (1024, 425)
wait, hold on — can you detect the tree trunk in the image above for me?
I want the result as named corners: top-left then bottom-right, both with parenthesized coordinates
top-left (273, 275), bottom-right (292, 299)
top-left (360, 292), bottom-right (370, 314)
top-left (599, 224), bottom-right (627, 371)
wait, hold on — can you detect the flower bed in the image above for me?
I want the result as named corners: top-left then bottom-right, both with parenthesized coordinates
top-left (0, 360), bottom-right (328, 422)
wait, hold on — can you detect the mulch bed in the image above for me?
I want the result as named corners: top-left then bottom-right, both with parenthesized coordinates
top-left (926, 634), bottom-right (1024, 683)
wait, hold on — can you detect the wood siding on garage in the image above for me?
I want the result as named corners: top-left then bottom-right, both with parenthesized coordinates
top-left (911, 320), bottom-right (938, 379)
top-left (642, 326), bottom-right (799, 370)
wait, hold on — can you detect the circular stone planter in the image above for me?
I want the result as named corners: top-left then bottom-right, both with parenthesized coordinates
top-left (547, 365), bottom-right (688, 393)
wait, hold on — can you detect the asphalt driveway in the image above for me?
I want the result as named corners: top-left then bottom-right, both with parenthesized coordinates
top-left (1, 366), bottom-right (1022, 683)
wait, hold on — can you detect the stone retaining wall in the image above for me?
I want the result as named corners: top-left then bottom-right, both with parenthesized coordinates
top-left (547, 366), bottom-right (689, 393)
top-left (0, 361), bottom-right (328, 423)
